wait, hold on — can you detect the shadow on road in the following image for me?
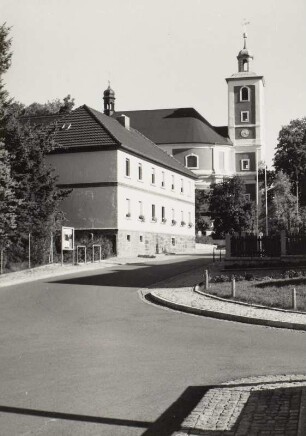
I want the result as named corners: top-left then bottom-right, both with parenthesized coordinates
top-left (47, 257), bottom-right (208, 289)
top-left (1, 381), bottom-right (304, 435)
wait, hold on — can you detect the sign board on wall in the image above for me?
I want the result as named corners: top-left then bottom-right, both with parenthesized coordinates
top-left (62, 227), bottom-right (74, 251)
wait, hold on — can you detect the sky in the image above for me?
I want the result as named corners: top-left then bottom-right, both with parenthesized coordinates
top-left (2, 0), bottom-right (306, 167)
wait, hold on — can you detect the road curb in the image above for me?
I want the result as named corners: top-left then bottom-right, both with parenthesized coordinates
top-left (148, 292), bottom-right (306, 331)
top-left (194, 283), bottom-right (306, 315)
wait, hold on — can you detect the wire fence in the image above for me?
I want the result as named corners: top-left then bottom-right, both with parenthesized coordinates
top-left (0, 231), bottom-right (116, 275)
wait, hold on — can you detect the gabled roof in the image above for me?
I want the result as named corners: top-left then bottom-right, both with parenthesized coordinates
top-left (113, 107), bottom-right (232, 146)
top-left (54, 105), bottom-right (197, 179)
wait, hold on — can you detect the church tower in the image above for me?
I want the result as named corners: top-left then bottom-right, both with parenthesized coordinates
top-left (226, 30), bottom-right (265, 200)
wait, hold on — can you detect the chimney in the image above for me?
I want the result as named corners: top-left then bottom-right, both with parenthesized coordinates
top-left (116, 114), bottom-right (130, 130)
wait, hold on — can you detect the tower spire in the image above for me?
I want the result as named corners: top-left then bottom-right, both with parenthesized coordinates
top-left (237, 21), bottom-right (253, 73)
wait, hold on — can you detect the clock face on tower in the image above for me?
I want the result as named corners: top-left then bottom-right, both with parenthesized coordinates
top-left (241, 128), bottom-right (250, 138)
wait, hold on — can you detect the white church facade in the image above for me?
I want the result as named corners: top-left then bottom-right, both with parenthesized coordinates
top-left (110, 32), bottom-right (265, 199)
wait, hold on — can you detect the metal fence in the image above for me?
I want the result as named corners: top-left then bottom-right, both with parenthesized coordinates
top-left (231, 235), bottom-right (281, 258)
top-left (286, 235), bottom-right (306, 255)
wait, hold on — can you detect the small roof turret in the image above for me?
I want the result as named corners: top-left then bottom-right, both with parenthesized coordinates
top-left (103, 83), bottom-right (115, 98)
top-left (103, 82), bottom-right (115, 116)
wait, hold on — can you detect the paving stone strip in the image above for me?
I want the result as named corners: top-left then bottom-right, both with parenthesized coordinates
top-left (172, 375), bottom-right (306, 436)
top-left (149, 288), bottom-right (306, 329)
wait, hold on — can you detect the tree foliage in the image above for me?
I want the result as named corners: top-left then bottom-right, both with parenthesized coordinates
top-left (274, 117), bottom-right (306, 206)
top-left (0, 22), bottom-right (12, 108)
top-left (23, 94), bottom-right (75, 116)
top-left (3, 108), bottom-right (71, 263)
top-left (0, 23), bottom-right (72, 265)
top-left (209, 176), bottom-right (255, 237)
top-left (195, 189), bottom-right (212, 233)
top-left (0, 142), bottom-right (21, 250)
top-left (268, 171), bottom-right (302, 234)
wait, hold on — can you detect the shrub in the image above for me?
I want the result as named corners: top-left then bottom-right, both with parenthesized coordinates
top-left (281, 270), bottom-right (303, 279)
top-left (211, 275), bottom-right (230, 283)
top-left (244, 273), bottom-right (254, 281)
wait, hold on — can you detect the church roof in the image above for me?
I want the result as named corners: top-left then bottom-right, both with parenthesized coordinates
top-left (53, 105), bottom-right (197, 179)
top-left (226, 71), bottom-right (264, 83)
top-left (113, 107), bottom-right (232, 146)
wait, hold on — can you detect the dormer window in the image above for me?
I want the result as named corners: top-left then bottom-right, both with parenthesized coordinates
top-left (186, 154), bottom-right (199, 169)
top-left (240, 86), bottom-right (250, 102)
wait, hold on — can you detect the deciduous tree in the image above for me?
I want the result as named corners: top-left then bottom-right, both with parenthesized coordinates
top-left (209, 176), bottom-right (255, 237)
top-left (268, 171), bottom-right (302, 233)
top-left (0, 22), bottom-right (12, 109)
top-left (0, 142), bottom-right (20, 250)
top-left (274, 117), bottom-right (306, 206)
top-left (3, 104), bottom-right (71, 264)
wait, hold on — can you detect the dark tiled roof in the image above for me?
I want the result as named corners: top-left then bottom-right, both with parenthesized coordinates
top-left (214, 126), bottom-right (229, 138)
top-left (113, 108), bottom-right (232, 146)
top-left (53, 105), bottom-right (197, 179)
top-left (55, 106), bottom-right (118, 148)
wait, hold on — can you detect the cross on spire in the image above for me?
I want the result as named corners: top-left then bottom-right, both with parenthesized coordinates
top-left (242, 19), bottom-right (250, 48)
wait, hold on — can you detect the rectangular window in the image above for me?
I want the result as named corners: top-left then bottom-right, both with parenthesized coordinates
top-left (127, 234), bottom-right (131, 242)
top-left (125, 158), bottom-right (130, 177)
top-left (126, 198), bottom-right (131, 217)
top-left (140, 235), bottom-right (143, 243)
top-left (171, 237), bottom-right (176, 246)
top-left (171, 209), bottom-right (176, 226)
top-left (138, 163), bottom-right (142, 181)
top-left (219, 151), bottom-right (225, 171)
top-left (171, 175), bottom-right (175, 190)
top-left (241, 111), bottom-right (249, 122)
top-left (161, 171), bottom-right (165, 188)
top-left (241, 159), bottom-right (250, 171)
top-left (161, 206), bottom-right (165, 221)
top-left (138, 201), bottom-right (144, 221)
top-left (180, 179), bottom-right (184, 194)
top-left (151, 204), bottom-right (156, 221)
top-left (151, 168), bottom-right (155, 185)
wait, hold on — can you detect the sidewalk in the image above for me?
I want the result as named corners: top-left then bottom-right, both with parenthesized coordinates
top-left (0, 245), bottom-right (215, 289)
top-left (173, 375), bottom-right (306, 436)
top-left (144, 266), bottom-right (306, 331)
top-left (0, 253), bottom-right (179, 289)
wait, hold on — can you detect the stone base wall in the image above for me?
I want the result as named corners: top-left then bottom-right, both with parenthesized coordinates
top-left (117, 230), bottom-right (195, 257)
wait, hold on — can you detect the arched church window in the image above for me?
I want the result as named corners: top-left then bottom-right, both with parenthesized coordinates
top-left (240, 86), bottom-right (250, 102)
top-left (186, 154), bottom-right (199, 169)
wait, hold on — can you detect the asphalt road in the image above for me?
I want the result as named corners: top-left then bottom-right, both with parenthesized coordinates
top-left (0, 255), bottom-right (305, 435)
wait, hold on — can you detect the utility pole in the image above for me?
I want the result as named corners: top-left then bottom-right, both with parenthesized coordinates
top-left (265, 165), bottom-right (268, 235)
top-left (255, 149), bottom-right (259, 235)
top-left (296, 177), bottom-right (299, 216)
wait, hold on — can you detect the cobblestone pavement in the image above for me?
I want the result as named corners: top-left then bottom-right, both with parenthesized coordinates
top-left (172, 375), bottom-right (306, 436)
